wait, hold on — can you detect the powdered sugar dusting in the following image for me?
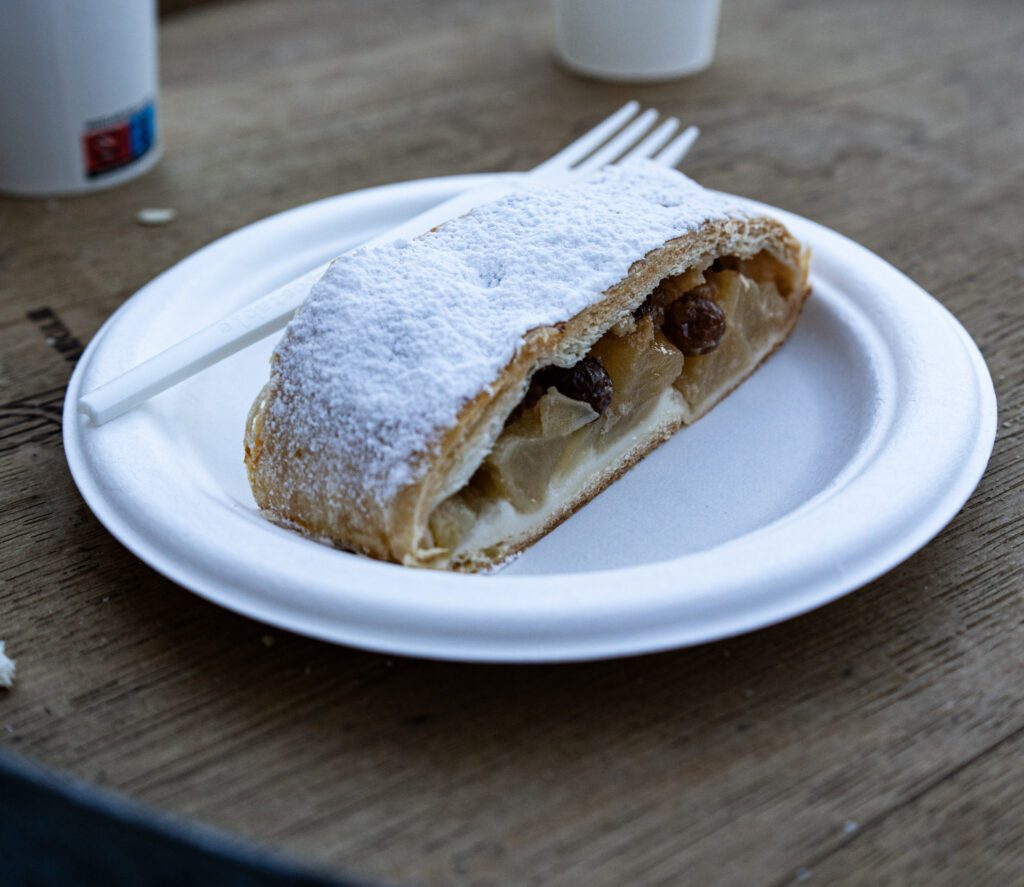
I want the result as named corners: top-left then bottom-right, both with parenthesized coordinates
top-left (266, 162), bottom-right (746, 502)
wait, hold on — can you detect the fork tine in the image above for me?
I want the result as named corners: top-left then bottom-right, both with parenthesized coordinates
top-left (618, 117), bottom-right (680, 162)
top-left (530, 101), bottom-right (641, 175)
top-left (573, 108), bottom-right (661, 173)
top-left (651, 125), bottom-right (700, 168)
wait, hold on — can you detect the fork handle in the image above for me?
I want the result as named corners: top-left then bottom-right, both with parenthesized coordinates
top-left (78, 180), bottom-right (529, 425)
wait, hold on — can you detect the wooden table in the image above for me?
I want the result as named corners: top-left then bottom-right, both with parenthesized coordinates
top-left (2, 1), bottom-right (1022, 883)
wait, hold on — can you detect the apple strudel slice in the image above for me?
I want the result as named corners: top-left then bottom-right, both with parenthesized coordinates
top-left (245, 162), bottom-right (810, 572)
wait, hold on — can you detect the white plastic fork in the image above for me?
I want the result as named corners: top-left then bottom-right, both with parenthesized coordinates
top-left (79, 103), bottom-right (700, 425)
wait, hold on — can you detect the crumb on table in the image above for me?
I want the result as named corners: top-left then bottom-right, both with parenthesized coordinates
top-left (0, 641), bottom-right (15, 689)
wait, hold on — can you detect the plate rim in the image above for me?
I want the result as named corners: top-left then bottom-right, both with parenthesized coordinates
top-left (63, 173), bottom-right (998, 662)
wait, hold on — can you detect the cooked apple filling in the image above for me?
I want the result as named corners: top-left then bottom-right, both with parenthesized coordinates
top-left (427, 250), bottom-right (795, 558)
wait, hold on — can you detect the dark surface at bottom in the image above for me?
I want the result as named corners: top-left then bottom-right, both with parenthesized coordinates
top-left (0, 751), bottom-right (372, 887)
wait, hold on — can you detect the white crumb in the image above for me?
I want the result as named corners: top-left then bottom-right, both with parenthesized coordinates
top-left (0, 641), bottom-right (15, 688)
top-left (136, 207), bottom-right (177, 226)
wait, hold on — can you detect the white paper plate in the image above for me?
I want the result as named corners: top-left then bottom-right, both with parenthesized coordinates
top-left (64, 174), bottom-right (996, 662)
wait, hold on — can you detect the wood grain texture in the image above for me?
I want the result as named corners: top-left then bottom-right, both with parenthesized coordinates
top-left (1, 0), bottom-right (1023, 884)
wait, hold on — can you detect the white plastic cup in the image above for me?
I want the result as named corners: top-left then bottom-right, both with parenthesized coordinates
top-left (554, 0), bottom-right (721, 83)
top-left (0, 0), bottom-right (161, 197)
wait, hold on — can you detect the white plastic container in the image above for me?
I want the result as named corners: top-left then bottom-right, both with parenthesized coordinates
top-left (0, 0), bottom-right (160, 197)
top-left (554, 0), bottom-right (721, 83)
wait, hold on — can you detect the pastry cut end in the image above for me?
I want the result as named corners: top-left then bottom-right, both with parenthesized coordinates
top-left (411, 246), bottom-right (810, 571)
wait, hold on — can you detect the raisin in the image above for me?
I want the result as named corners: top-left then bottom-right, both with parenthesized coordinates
top-left (663, 294), bottom-right (727, 355)
top-left (633, 298), bottom-right (664, 326)
top-left (634, 277), bottom-right (683, 325)
top-left (534, 356), bottom-right (613, 414)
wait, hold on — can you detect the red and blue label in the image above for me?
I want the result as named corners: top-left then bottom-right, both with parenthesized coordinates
top-left (82, 102), bottom-right (156, 178)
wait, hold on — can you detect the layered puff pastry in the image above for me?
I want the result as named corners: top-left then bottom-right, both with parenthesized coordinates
top-left (245, 162), bottom-right (810, 571)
